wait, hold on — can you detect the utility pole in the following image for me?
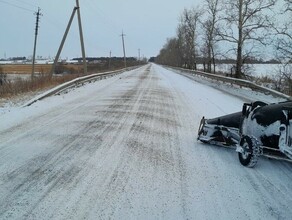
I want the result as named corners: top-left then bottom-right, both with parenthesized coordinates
top-left (51, 7), bottom-right (78, 75)
top-left (138, 48), bottom-right (140, 62)
top-left (76, 0), bottom-right (87, 75)
top-left (32, 7), bottom-right (42, 80)
top-left (120, 31), bottom-right (126, 68)
top-left (108, 50), bottom-right (112, 69)
top-left (51, 1), bottom-right (87, 75)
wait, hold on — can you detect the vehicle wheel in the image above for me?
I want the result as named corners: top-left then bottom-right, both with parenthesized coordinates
top-left (238, 136), bottom-right (260, 168)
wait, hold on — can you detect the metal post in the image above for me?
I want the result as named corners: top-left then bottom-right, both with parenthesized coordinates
top-left (51, 7), bottom-right (77, 75)
top-left (76, 0), bottom-right (87, 75)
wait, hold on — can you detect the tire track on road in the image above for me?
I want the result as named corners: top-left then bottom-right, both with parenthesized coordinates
top-left (0, 66), bottom-right (153, 219)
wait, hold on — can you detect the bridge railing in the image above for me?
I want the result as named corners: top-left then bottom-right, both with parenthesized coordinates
top-left (168, 66), bottom-right (291, 101)
top-left (24, 66), bottom-right (139, 106)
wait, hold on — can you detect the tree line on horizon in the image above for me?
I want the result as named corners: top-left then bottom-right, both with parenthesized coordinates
top-left (155, 0), bottom-right (291, 81)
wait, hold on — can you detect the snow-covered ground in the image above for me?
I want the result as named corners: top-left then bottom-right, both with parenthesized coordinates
top-left (1, 62), bottom-right (281, 78)
top-left (0, 64), bottom-right (291, 219)
top-left (0, 59), bottom-right (77, 65)
top-left (5, 73), bottom-right (30, 82)
top-left (168, 67), bottom-right (286, 104)
top-left (246, 64), bottom-right (280, 77)
top-left (197, 63), bottom-right (282, 77)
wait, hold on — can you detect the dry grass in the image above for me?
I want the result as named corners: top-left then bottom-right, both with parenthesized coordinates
top-left (0, 61), bottom-right (143, 101)
top-left (0, 64), bottom-right (82, 74)
top-left (0, 63), bottom-right (103, 99)
top-left (0, 73), bottom-right (81, 98)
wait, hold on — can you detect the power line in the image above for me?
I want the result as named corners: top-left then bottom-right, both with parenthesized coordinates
top-left (10, 0), bottom-right (38, 8)
top-left (76, 1), bottom-right (138, 57)
top-left (0, 0), bottom-right (35, 12)
top-left (85, 1), bottom-right (120, 31)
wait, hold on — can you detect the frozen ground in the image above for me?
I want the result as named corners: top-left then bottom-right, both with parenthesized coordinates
top-left (197, 63), bottom-right (282, 78)
top-left (0, 64), bottom-right (291, 219)
top-left (169, 67), bottom-right (286, 104)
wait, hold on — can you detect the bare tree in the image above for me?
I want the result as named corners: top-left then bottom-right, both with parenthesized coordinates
top-left (270, 64), bottom-right (292, 95)
top-left (219, 0), bottom-right (276, 78)
top-left (177, 22), bottom-right (188, 67)
top-left (272, 0), bottom-right (292, 94)
top-left (273, 0), bottom-right (292, 62)
top-left (156, 38), bottom-right (182, 67)
top-left (201, 0), bottom-right (221, 73)
top-left (177, 8), bottom-right (202, 69)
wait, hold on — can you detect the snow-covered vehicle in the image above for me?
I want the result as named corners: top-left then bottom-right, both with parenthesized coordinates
top-left (197, 101), bottom-right (292, 167)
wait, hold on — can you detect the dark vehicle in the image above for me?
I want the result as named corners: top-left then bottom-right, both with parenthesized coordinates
top-left (197, 101), bottom-right (292, 167)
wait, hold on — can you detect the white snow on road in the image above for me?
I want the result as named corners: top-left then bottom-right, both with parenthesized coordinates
top-left (0, 64), bottom-right (291, 219)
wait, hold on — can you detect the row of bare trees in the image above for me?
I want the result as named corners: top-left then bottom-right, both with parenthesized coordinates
top-left (156, 0), bottom-right (291, 80)
top-left (272, 0), bottom-right (292, 94)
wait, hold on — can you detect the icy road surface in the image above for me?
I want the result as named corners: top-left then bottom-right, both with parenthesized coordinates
top-left (0, 64), bottom-right (291, 219)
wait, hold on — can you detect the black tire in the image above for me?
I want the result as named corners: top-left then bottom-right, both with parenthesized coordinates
top-left (238, 136), bottom-right (259, 168)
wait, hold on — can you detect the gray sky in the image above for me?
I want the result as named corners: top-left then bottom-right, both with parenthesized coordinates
top-left (0, 0), bottom-right (204, 59)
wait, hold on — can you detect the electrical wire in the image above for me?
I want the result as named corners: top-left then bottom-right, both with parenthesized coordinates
top-left (82, 0), bottom-right (139, 56)
top-left (1, 0), bottom-right (136, 57)
top-left (85, 0), bottom-right (122, 32)
top-left (76, 1), bottom-right (119, 54)
top-left (40, 4), bottom-right (95, 58)
top-left (0, 0), bottom-right (35, 12)
top-left (10, 0), bottom-right (38, 8)
top-left (42, 14), bottom-right (82, 46)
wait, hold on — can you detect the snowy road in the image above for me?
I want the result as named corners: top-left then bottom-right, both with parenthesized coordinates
top-left (0, 64), bottom-right (291, 219)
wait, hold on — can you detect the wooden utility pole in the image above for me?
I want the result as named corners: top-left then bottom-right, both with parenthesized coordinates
top-left (138, 48), bottom-right (140, 62)
top-left (121, 31), bottom-right (126, 68)
top-left (32, 7), bottom-right (42, 80)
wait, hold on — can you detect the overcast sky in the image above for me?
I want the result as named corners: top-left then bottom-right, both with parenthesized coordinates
top-left (0, 0), bottom-right (205, 59)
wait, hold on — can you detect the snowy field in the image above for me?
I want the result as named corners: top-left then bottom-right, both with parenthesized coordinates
top-left (197, 63), bottom-right (281, 77)
top-left (1, 62), bottom-right (281, 79)
top-left (221, 63), bottom-right (281, 77)
top-left (0, 64), bottom-right (291, 219)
